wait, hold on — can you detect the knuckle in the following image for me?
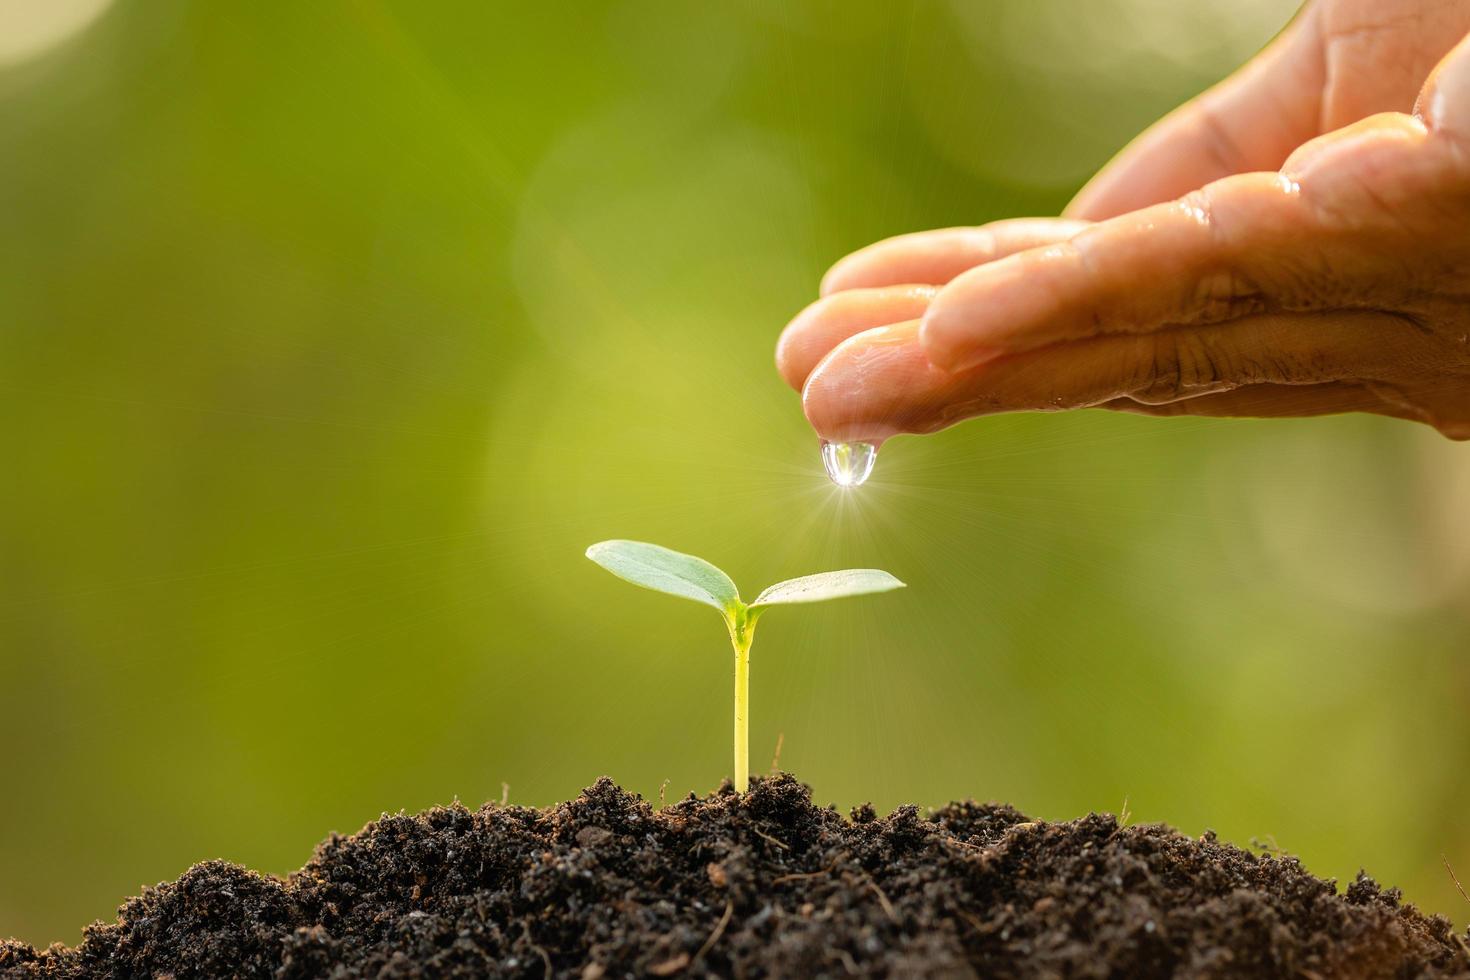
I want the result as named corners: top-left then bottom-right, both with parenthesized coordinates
top-left (1175, 186), bottom-right (1270, 323)
top-left (961, 225), bottom-right (999, 262)
top-left (1188, 268), bottom-right (1267, 323)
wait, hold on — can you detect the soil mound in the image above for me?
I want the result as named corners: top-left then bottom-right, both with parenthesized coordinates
top-left (3, 774), bottom-right (1466, 978)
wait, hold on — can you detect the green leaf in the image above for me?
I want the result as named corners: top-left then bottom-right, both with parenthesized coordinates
top-left (751, 569), bottom-right (905, 608)
top-left (585, 540), bottom-right (741, 613)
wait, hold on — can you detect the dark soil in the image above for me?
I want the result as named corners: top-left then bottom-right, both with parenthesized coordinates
top-left (3, 775), bottom-right (1467, 979)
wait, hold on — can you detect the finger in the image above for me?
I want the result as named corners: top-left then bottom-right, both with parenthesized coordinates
top-left (1067, 10), bottom-right (1322, 220)
top-left (819, 218), bottom-right (1088, 297)
top-left (922, 171), bottom-right (1311, 373)
top-left (1418, 29), bottom-right (1470, 147)
top-left (776, 285), bottom-right (937, 391)
top-left (803, 312), bottom-right (1426, 442)
top-left (1102, 382), bottom-right (1423, 422)
top-left (1278, 110), bottom-right (1431, 179)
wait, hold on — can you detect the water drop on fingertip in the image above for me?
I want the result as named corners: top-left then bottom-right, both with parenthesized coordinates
top-left (820, 440), bottom-right (877, 487)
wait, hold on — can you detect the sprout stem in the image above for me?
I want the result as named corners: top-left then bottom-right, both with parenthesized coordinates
top-left (728, 607), bottom-right (760, 793)
top-left (733, 635), bottom-right (749, 793)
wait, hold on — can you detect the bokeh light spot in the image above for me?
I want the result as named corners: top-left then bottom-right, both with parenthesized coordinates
top-left (0, 0), bottom-right (115, 67)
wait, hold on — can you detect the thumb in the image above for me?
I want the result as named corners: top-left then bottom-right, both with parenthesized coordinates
top-left (1418, 30), bottom-right (1470, 144)
top-left (1066, 8), bottom-right (1322, 220)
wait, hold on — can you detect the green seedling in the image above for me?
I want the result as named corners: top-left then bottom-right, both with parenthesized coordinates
top-left (585, 540), bottom-right (904, 793)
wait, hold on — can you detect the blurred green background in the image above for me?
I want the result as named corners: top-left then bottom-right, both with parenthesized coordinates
top-left (4, 0), bottom-right (1468, 947)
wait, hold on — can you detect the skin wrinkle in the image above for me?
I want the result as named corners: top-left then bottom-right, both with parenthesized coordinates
top-left (1319, 0), bottom-right (1467, 62)
top-left (1143, 334), bottom-right (1183, 405)
top-left (1379, 307), bottom-right (1437, 340)
top-left (899, 301), bottom-right (1436, 430)
top-left (1306, 3), bottom-right (1333, 138)
top-left (1323, 8), bottom-right (1439, 45)
top-left (1141, 332), bottom-right (1239, 405)
top-left (1162, 201), bottom-right (1217, 327)
top-left (1354, 174), bottom-right (1425, 237)
top-left (1194, 335), bottom-right (1232, 396)
top-left (886, 295), bottom-right (1441, 426)
top-left (1324, 1), bottom-right (1470, 135)
top-left (1259, 169), bottom-right (1379, 310)
top-left (1178, 181), bottom-right (1273, 326)
top-left (1276, 236), bottom-right (1348, 310)
top-left (1049, 311), bottom-right (1414, 412)
top-left (1320, 5), bottom-right (1440, 126)
top-left (1176, 189), bottom-right (1262, 328)
top-left (1193, 98), bottom-right (1251, 179)
top-left (1236, 348), bottom-right (1293, 384)
top-left (1366, 378), bottom-right (1436, 422)
top-left (1106, 381), bottom-right (1417, 421)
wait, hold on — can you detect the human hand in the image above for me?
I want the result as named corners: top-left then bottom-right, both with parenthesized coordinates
top-left (778, 6), bottom-right (1470, 442)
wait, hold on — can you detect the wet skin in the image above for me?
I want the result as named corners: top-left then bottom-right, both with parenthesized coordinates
top-left (777, 0), bottom-right (1470, 443)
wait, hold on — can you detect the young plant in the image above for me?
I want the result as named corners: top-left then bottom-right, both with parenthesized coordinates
top-left (585, 540), bottom-right (904, 793)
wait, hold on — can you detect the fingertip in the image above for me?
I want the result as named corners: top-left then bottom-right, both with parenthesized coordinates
top-left (1062, 175), bottom-right (1121, 222)
top-left (774, 345), bottom-right (801, 392)
top-left (780, 293), bottom-right (853, 391)
top-left (818, 259), bottom-right (852, 298)
top-left (776, 286), bottom-right (939, 392)
top-left (774, 313), bottom-right (813, 391)
top-left (823, 239), bottom-right (911, 296)
top-left (820, 245), bottom-right (883, 296)
top-left (800, 322), bottom-right (932, 442)
top-left (917, 262), bottom-right (1026, 372)
top-left (819, 234), bottom-right (927, 296)
top-left (918, 301), bottom-right (996, 374)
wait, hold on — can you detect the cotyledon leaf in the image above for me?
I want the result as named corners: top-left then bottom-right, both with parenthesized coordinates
top-left (751, 569), bottom-right (905, 608)
top-left (585, 540), bottom-right (742, 613)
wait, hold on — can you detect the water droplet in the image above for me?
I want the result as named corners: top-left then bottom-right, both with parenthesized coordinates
top-left (820, 440), bottom-right (877, 487)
